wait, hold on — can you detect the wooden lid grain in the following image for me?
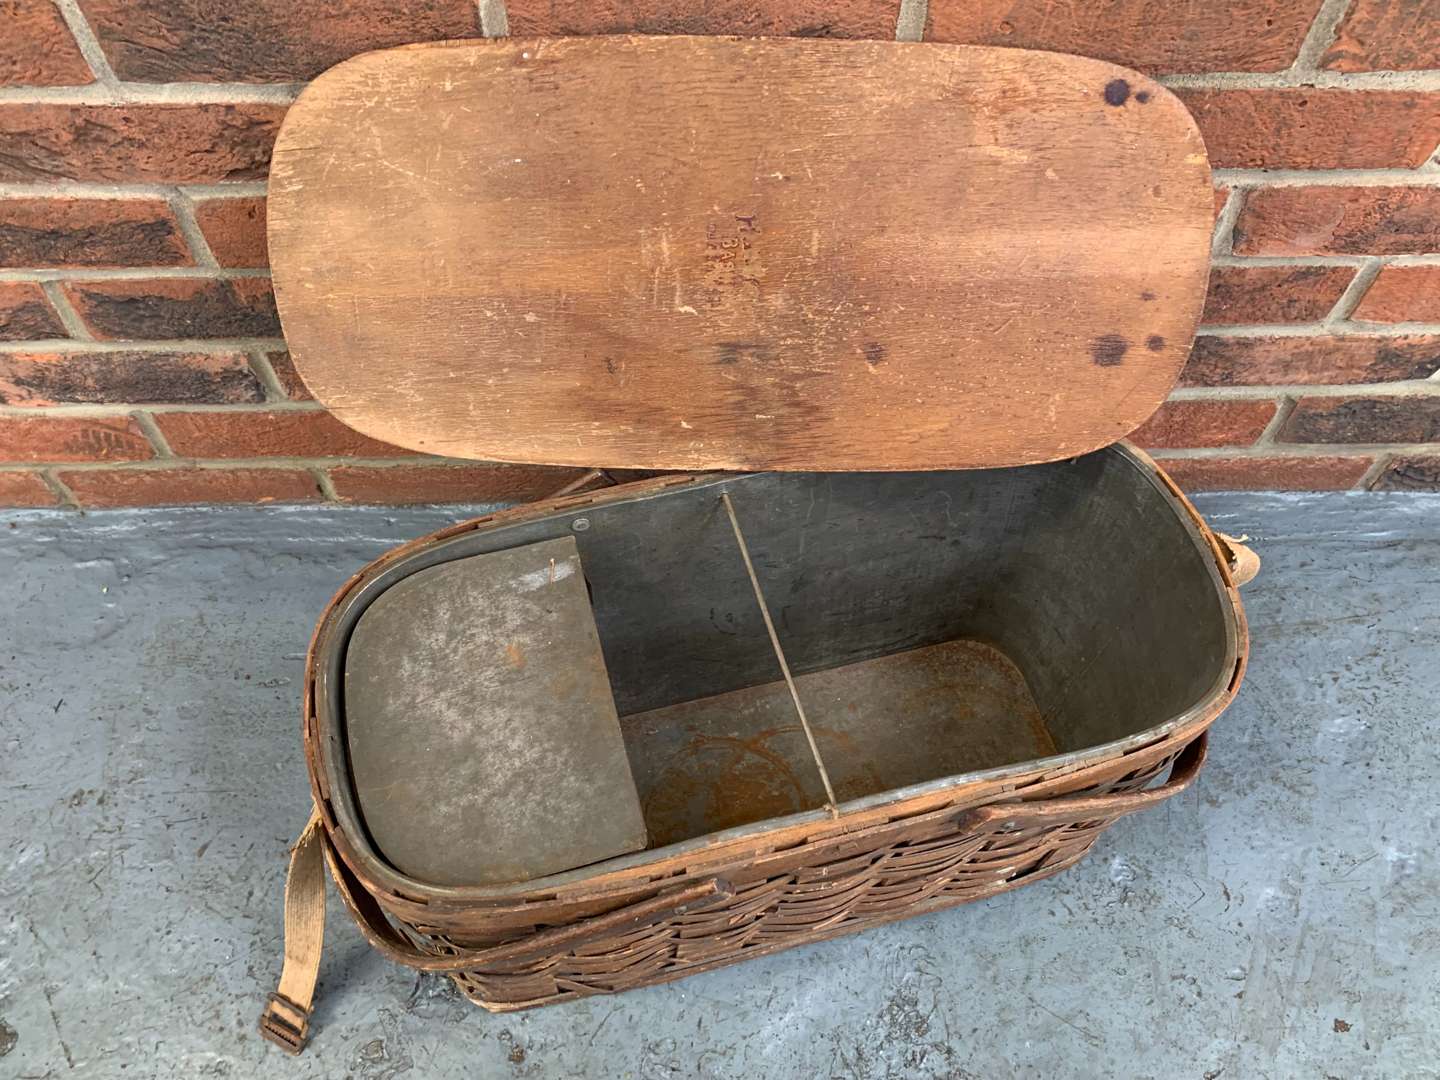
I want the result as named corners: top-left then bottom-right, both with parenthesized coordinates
top-left (269, 36), bottom-right (1211, 471)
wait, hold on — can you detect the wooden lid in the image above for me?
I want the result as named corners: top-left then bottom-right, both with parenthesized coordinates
top-left (268, 36), bottom-right (1212, 472)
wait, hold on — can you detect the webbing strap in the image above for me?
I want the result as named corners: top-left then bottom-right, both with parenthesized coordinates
top-left (258, 808), bottom-right (325, 1054)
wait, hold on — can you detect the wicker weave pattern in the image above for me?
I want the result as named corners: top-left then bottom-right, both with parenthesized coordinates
top-left (420, 753), bottom-right (1174, 1010)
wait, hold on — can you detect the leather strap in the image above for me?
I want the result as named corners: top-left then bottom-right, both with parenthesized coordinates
top-left (260, 469), bottom-right (641, 1054)
top-left (260, 803), bottom-right (733, 1053)
top-left (258, 808), bottom-right (326, 1054)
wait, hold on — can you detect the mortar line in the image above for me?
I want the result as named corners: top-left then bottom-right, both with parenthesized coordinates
top-left (4, 446), bottom-right (1432, 474)
top-left (36, 467), bottom-right (80, 508)
top-left (0, 401), bottom-right (325, 419)
top-left (51, 0), bottom-right (119, 86)
top-left (0, 82), bottom-right (302, 105)
top-left (1211, 254), bottom-right (1351, 268)
top-left (0, 336), bottom-right (286, 353)
top-left (1220, 254), bottom-right (1440, 267)
top-left (1158, 70), bottom-right (1440, 91)
top-left (310, 465), bottom-right (340, 501)
top-left (1287, 0), bottom-right (1353, 75)
top-left (1252, 397), bottom-right (1298, 449)
top-left (479, 0), bottom-right (509, 37)
top-left (1196, 322), bottom-right (1440, 337)
top-left (8, 446), bottom-right (1428, 475)
top-left (3, 67), bottom-right (1437, 105)
top-left (16, 258), bottom-right (1438, 280)
top-left (1150, 442), bottom-right (1440, 458)
top-left (1171, 382), bottom-right (1440, 400)
top-left (1324, 257), bottom-right (1384, 324)
top-left (167, 189), bottom-right (221, 270)
top-left (0, 327), bottom-right (1392, 349)
top-left (0, 268), bottom-right (272, 283)
top-left (1212, 168), bottom-right (1440, 187)
top-left (1211, 188), bottom-right (1244, 257)
top-left (0, 181), bottom-right (269, 200)
top-left (0, 456), bottom-right (555, 472)
top-left (1356, 452), bottom-right (1397, 489)
top-left (244, 349), bottom-right (290, 403)
top-left (895, 0), bottom-right (927, 42)
top-left (38, 281), bottom-right (93, 340)
top-left (130, 411), bottom-right (174, 457)
top-left (5, 171), bottom-right (1435, 199)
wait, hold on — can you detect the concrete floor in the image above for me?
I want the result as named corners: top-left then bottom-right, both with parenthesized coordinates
top-left (1, 491), bottom-right (1438, 1079)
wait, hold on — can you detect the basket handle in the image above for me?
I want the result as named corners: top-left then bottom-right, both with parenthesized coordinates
top-left (955, 730), bottom-right (1208, 831)
top-left (260, 807), bottom-right (731, 1054)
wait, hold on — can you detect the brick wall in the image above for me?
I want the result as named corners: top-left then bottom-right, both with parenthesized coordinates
top-left (1, 0), bottom-right (1438, 508)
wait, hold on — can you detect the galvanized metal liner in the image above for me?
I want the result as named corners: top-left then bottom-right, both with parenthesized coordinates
top-left (318, 446), bottom-right (1236, 892)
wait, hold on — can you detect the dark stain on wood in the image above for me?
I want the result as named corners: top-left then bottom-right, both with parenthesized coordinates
top-left (1104, 78), bottom-right (1131, 106)
top-left (268, 37), bottom-right (1212, 471)
top-left (714, 341), bottom-right (775, 366)
top-left (1091, 334), bottom-right (1130, 366)
top-left (863, 342), bottom-right (887, 367)
top-left (1147, 334), bottom-right (1166, 351)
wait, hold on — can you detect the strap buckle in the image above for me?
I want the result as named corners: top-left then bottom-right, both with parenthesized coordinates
top-left (259, 992), bottom-right (311, 1054)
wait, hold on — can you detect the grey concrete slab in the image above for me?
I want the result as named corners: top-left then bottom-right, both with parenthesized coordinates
top-left (0, 492), bottom-right (1437, 1079)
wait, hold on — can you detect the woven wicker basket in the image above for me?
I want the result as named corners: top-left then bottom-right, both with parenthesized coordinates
top-left (257, 35), bottom-right (1251, 1053)
top-left (260, 452), bottom-right (1252, 1052)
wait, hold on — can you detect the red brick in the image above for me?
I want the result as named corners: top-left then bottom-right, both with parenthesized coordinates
top-left (0, 199), bottom-right (192, 268)
top-left (508, 0), bottom-right (898, 36)
top-left (1175, 89), bottom-right (1440, 170)
top-left (1, 0), bottom-right (93, 86)
top-left (1281, 396), bottom-right (1440, 444)
top-left (1233, 188), bottom-right (1440, 257)
top-left (1322, 0), bottom-right (1440, 72)
top-left (58, 466), bottom-right (322, 507)
top-left (154, 409), bottom-right (414, 459)
top-left (1372, 455), bottom-right (1440, 491)
top-left (0, 104), bottom-right (286, 184)
top-left (0, 351), bottom-right (263, 406)
top-left (193, 197), bottom-right (268, 268)
top-left (265, 351), bottom-right (313, 401)
top-left (0, 470), bottom-right (60, 507)
top-left (926, 0), bottom-right (1324, 73)
top-left (78, 0), bottom-right (482, 83)
top-left (1352, 266), bottom-right (1440, 324)
top-left (1201, 266), bottom-right (1353, 325)
top-left (1159, 454), bottom-right (1373, 491)
top-left (0, 282), bottom-right (66, 340)
top-left (63, 278), bottom-right (279, 340)
top-left (0, 415), bottom-right (153, 463)
top-left (1130, 400), bottom-right (1278, 449)
top-left (1214, 187), bottom-right (1231, 220)
top-left (1183, 335), bottom-right (1440, 386)
top-left (329, 462), bottom-right (591, 504)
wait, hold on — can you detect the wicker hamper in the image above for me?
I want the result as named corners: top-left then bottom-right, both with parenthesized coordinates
top-left (258, 35), bottom-right (1257, 1053)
